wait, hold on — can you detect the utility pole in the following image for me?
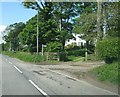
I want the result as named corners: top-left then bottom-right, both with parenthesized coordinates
top-left (97, 0), bottom-right (103, 41)
top-left (37, 10), bottom-right (39, 54)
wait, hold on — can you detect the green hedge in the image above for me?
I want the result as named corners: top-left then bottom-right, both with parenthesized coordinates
top-left (45, 42), bottom-right (62, 52)
top-left (96, 38), bottom-right (119, 63)
top-left (59, 51), bottom-right (68, 61)
top-left (66, 49), bottom-right (86, 57)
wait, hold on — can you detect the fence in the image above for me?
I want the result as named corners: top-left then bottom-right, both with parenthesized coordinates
top-left (44, 52), bottom-right (60, 61)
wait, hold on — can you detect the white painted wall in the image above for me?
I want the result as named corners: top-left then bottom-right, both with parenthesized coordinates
top-left (65, 33), bottom-right (86, 46)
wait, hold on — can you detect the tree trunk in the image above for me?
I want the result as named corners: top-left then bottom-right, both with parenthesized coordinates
top-left (62, 39), bottom-right (65, 51)
top-left (97, 1), bottom-right (103, 41)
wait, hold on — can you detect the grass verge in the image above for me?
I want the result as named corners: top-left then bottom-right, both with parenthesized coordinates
top-left (2, 51), bottom-right (45, 63)
top-left (89, 62), bottom-right (119, 85)
top-left (67, 55), bottom-right (85, 62)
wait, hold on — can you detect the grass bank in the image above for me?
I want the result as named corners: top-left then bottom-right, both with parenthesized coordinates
top-left (67, 55), bottom-right (85, 62)
top-left (2, 51), bottom-right (45, 63)
top-left (89, 62), bottom-right (119, 85)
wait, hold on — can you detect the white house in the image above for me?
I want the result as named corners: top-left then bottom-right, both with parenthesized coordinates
top-left (65, 33), bottom-right (86, 46)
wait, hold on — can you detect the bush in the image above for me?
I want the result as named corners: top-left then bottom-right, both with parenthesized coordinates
top-left (65, 42), bottom-right (78, 50)
top-left (66, 49), bottom-right (86, 57)
top-left (59, 51), bottom-right (67, 61)
top-left (45, 42), bottom-right (62, 52)
top-left (96, 38), bottom-right (119, 63)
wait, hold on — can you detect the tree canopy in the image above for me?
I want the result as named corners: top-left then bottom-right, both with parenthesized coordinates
top-left (2, 2), bottom-right (119, 55)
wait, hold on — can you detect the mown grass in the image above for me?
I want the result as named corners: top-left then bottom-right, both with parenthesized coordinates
top-left (2, 51), bottom-right (45, 63)
top-left (67, 55), bottom-right (85, 62)
top-left (89, 62), bottom-right (119, 85)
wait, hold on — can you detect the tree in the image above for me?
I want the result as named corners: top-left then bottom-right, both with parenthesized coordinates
top-left (96, 2), bottom-right (119, 39)
top-left (19, 11), bottom-right (58, 52)
top-left (18, 16), bottom-right (37, 52)
top-left (3, 22), bottom-right (25, 51)
top-left (102, 2), bottom-right (119, 38)
top-left (22, 1), bottom-right (58, 52)
top-left (73, 2), bottom-right (119, 50)
top-left (73, 12), bottom-right (97, 53)
top-left (53, 2), bottom-right (82, 50)
top-left (22, 1), bottom-right (84, 51)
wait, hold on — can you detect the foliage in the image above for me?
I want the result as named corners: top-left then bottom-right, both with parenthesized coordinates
top-left (18, 16), bottom-right (38, 52)
top-left (96, 38), bottom-right (119, 63)
top-left (90, 62), bottom-right (118, 85)
top-left (65, 42), bottom-right (78, 50)
top-left (45, 42), bottom-right (62, 52)
top-left (3, 51), bottom-right (45, 62)
top-left (66, 49), bottom-right (86, 57)
top-left (53, 2), bottom-right (82, 50)
top-left (22, 1), bottom-right (84, 51)
top-left (73, 12), bottom-right (97, 53)
top-left (2, 2), bottom-right (119, 63)
top-left (59, 51), bottom-right (67, 62)
top-left (73, 12), bottom-right (97, 38)
top-left (103, 2), bottom-right (119, 38)
top-left (3, 22), bottom-right (25, 51)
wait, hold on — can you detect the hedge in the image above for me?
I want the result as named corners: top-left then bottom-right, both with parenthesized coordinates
top-left (96, 38), bottom-right (119, 63)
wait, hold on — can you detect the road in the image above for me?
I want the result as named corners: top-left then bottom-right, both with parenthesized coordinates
top-left (0, 54), bottom-right (2, 96)
top-left (1, 54), bottom-right (118, 96)
top-left (1, 54), bottom-right (42, 95)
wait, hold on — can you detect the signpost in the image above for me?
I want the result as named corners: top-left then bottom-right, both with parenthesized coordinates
top-left (42, 44), bottom-right (46, 56)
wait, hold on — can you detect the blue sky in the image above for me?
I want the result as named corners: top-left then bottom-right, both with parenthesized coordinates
top-left (0, 2), bottom-right (37, 43)
top-left (1, 2), bottom-right (36, 26)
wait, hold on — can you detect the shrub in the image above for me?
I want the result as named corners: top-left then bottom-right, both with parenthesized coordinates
top-left (59, 51), bottom-right (67, 61)
top-left (45, 42), bottom-right (62, 52)
top-left (65, 42), bottom-right (78, 50)
top-left (96, 38), bottom-right (119, 63)
top-left (66, 49), bottom-right (86, 57)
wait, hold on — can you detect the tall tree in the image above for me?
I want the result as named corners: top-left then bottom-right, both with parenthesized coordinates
top-left (22, 1), bottom-right (83, 51)
top-left (3, 22), bottom-right (25, 51)
top-left (18, 16), bottom-right (37, 52)
top-left (73, 12), bottom-right (97, 52)
top-left (102, 2), bottom-right (119, 38)
top-left (53, 2), bottom-right (82, 50)
top-left (73, 2), bottom-right (97, 52)
top-left (19, 12), bottom-right (57, 52)
top-left (22, 1), bottom-right (58, 52)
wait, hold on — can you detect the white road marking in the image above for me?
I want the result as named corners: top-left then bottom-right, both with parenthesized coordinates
top-left (14, 66), bottom-right (23, 74)
top-left (9, 62), bottom-right (12, 64)
top-left (29, 80), bottom-right (49, 97)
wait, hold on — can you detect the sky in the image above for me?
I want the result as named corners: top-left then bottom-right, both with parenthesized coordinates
top-left (0, 1), bottom-right (36, 44)
top-left (1, 2), bottom-right (36, 26)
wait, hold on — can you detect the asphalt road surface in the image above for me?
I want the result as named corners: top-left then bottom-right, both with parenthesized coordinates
top-left (1, 54), bottom-right (118, 96)
top-left (1, 54), bottom-right (42, 95)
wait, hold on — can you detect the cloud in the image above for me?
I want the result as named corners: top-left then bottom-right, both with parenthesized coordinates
top-left (0, 25), bottom-right (7, 44)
